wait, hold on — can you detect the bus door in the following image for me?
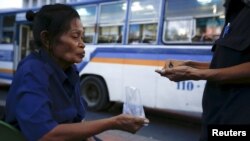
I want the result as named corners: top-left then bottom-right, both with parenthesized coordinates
top-left (18, 24), bottom-right (31, 62)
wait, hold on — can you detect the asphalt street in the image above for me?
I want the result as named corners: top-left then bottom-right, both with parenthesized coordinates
top-left (0, 84), bottom-right (201, 141)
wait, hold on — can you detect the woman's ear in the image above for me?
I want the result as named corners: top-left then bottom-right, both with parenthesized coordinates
top-left (40, 30), bottom-right (49, 48)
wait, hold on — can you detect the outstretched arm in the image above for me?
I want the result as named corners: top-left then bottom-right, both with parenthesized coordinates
top-left (184, 60), bottom-right (210, 69)
top-left (156, 61), bottom-right (250, 84)
top-left (159, 60), bottom-right (210, 70)
top-left (202, 62), bottom-right (250, 84)
top-left (40, 114), bottom-right (149, 141)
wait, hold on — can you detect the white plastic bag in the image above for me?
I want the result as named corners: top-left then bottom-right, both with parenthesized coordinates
top-left (122, 86), bottom-right (145, 118)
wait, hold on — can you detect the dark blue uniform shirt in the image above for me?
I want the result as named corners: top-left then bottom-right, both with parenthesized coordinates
top-left (5, 49), bottom-right (86, 141)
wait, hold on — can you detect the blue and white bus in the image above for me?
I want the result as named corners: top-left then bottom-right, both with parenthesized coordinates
top-left (0, 0), bottom-right (225, 116)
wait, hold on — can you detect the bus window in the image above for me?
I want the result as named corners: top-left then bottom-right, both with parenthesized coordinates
top-left (164, 0), bottom-right (225, 44)
top-left (3, 15), bottom-right (15, 27)
top-left (164, 19), bottom-right (193, 43)
top-left (192, 16), bottom-right (224, 43)
top-left (51, 0), bottom-right (56, 4)
top-left (23, 0), bottom-right (29, 8)
top-left (128, 0), bottom-right (160, 44)
top-left (130, 0), bottom-right (160, 21)
top-left (1, 15), bottom-right (15, 44)
top-left (98, 26), bottom-right (123, 43)
top-left (2, 32), bottom-right (13, 44)
top-left (76, 5), bottom-right (97, 44)
top-left (129, 23), bottom-right (157, 44)
top-left (98, 2), bottom-right (126, 44)
top-left (32, 0), bottom-right (38, 7)
top-left (58, 0), bottom-right (67, 4)
top-left (83, 26), bottom-right (95, 44)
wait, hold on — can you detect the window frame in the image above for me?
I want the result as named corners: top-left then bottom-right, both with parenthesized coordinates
top-left (97, 1), bottom-right (127, 44)
top-left (76, 4), bottom-right (98, 44)
top-left (126, 0), bottom-right (162, 45)
top-left (163, 0), bottom-right (225, 45)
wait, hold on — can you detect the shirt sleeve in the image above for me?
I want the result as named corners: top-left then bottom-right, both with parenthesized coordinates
top-left (15, 62), bottom-right (58, 141)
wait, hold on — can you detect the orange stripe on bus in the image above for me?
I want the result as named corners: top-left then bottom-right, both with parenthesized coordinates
top-left (91, 57), bottom-right (165, 67)
top-left (0, 68), bottom-right (14, 74)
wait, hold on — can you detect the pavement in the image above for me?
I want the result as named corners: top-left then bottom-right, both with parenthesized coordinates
top-left (97, 130), bottom-right (160, 141)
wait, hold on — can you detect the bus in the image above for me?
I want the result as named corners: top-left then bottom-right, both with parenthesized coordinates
top-left (0, 0), bottom-right (225, 117)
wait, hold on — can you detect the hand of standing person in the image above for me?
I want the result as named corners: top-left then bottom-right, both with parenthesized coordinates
top-left (155, 60), bottom-right (210, 82)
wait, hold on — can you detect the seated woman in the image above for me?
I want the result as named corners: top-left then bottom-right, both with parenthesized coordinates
top-left (5, 4), bottom-right (148, 141)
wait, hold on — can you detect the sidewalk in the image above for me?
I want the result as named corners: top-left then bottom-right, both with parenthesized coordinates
top-left (96, 130), bottom-right (160, 141)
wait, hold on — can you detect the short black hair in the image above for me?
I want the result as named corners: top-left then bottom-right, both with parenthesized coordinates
top-left (26, 4), bottom-right (80, 47)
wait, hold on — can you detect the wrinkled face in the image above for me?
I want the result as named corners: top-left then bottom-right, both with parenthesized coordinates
top-left (53, 18), bottom-right (85, 68)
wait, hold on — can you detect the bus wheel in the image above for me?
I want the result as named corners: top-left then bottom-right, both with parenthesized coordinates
top-left (80, 76), bottom-right (110, 111)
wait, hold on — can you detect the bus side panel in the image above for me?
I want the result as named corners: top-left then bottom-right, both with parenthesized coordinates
top-left (79, 46), bottom-right (158, 107)
top-left (79, 46), bottom-right (124, 102)
top-left (156, 79), bottom-right (206, 113)
top-left (155, 48), bottom-right (212, 113)
top-left (122, 65), bottom-right (157, 108)
top-left (80, 62), bottom-right (124, 102)
top-left (79, 45), bottom-right (213, 115)
top-left (0, 44), bottom-right (14, 84)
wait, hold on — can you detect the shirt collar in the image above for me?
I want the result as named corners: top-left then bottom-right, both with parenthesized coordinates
top-left (38, 48), bottom-right (79, 86)
top-left (39, 48), bottom-right (68, 83)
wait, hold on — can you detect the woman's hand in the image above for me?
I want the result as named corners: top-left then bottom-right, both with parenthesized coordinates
top-left (111, 114), bottom-right (149, 134)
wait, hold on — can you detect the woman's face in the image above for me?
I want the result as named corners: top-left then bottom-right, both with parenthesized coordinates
top-left (53, 18), bottom-right (85, 68)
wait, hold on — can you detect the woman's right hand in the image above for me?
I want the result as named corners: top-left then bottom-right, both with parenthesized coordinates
top-left (111, 114), bottom-right (149, 134)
